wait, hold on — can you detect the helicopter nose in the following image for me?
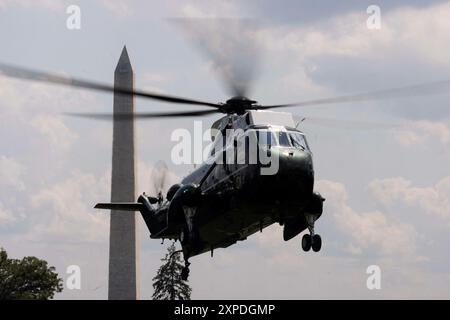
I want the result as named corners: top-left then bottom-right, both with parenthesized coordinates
top-left (279, 149), bottom-right (313, 177)
top-left (275, 149), bottom-right (314, 196)
top-left (255, 148), bottom-right (314, 200)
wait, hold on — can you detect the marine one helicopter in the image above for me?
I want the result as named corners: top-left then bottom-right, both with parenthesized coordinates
top-left (2, 29), bottom-right (450, 280)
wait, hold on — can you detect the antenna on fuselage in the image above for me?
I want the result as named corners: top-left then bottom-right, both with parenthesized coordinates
top-left (295, 117), bottom-right (306, 129)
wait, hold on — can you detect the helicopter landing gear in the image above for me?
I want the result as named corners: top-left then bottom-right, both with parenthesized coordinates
top-left (301, 213), bottom-right (322, 252)
top-left (181, 260), bottom-right (191, 281)
top-left (301, 234), bottom-right (311, 251)
top-left (312, 234), bottom-right (322, 252)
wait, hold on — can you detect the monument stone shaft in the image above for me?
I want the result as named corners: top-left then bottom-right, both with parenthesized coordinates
top-left (108, 46), bottom-right (140, 300)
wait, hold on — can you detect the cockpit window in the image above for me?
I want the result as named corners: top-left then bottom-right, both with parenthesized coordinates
top-left (277, 131), bottom-right (291, 147)
top-left (256, 129), bottom-right (310, 150)
top-left (289, 132), bottom-right (308, 150)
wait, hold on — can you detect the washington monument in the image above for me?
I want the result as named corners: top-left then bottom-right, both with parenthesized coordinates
top-left (108, 46), bottom-right (140, 300)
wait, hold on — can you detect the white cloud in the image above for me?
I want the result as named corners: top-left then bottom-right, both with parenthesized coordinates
top-left (395, 120), bottom-right (450, 146)
top-left (0, 77), bottom-right (97, 116)
top-left (31, 115), bottom-right (78, 151)
top-left (260, 2), bottom-right (450, 67)
top-left (369, 176), bottom-right (450, 220)
top-left (0, 0), bottom-right (64, 11)
top-left (316, 179), bottom-right (418, 257)
top-left (0, 202), bottom-right (16, 225)
top-left (178, 1), bottom-right (242, 18)
top-left (30, 170), bottom-right (110, 243)
top-left (246, 2), bottom-right (450, 99)
top-left (0, 78), bottom-right (30, 113)
top-left (0, 155), bottom-right (25, 190)
top-left (20, 160), bottom-right (180, 243)
top-left (100, 0), bottom-right (134, 18)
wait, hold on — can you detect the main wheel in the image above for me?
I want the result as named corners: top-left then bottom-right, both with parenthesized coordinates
top-left (312, 234), bottom-right (322, 252)
top-left (301, 234), bottom-right (311, 252)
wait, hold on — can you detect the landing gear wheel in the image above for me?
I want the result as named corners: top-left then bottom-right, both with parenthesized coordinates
top-left (312, 234), bottom-right (322, 252)
top-left (301, 234), bottom-right (311, 252)
top-left (181, 266), bottom-right (190, 281)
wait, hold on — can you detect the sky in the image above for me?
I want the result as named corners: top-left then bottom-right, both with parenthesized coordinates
top-left (0, 0), bottom-right (449, 299)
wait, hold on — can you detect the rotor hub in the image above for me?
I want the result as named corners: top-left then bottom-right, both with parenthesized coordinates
top-left (222, 96), bottom-right (257, 114)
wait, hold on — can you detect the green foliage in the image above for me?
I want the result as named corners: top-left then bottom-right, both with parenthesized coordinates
top-left (0, 248), bottom-right (63, 300)
top-left (152, 242), bottom-right (191, 300)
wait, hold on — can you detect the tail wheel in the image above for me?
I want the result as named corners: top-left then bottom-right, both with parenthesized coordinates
top-left (301, 234), bottom-right (311, 252)
top-left (312, 234), bottom-right (322, 252)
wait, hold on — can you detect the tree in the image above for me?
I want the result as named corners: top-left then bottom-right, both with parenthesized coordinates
top-left (152, 242), bottom-right (191, 300)
top-left (0, 248), bottom-right (63, 300)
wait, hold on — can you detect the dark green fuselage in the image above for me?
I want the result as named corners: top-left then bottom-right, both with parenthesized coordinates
top-left (144, 125), bottom-right (323, 260)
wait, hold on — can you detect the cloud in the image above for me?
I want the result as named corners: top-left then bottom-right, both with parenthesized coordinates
top-left (316, 179), bottom-right (418, 257)
top-left (178, 1), bottom-right (242, 18)
top-left (13, 159), bottom-right (180, 243)
top-left (0, 76), bottom-right (97, 116)
top-left (30, 170), bottom-right (110, 243)
top-left (0, 75), bottom-right (97, 158)
top-left (31, 115), bottom-right (78, 151)
top-left (0, 155), bottom-right (25, 190)
top-left (0, 202), bottom-right (16, 225)
top-left (369, 176), bottom-right (450, 220)
top-left (99, 0), bottom-right (134, 18)
top-left (0, 0), bottom-right (64, 11)
top-left (395, 120), bottom-right (450, 146)
top-left (262, 2), bottom-right (450, 67)
top-left (245, 1), bottom-right (450, 103)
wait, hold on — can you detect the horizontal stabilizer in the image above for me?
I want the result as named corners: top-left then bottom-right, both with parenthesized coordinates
top-left (94, 202), bottom-right (143, 211)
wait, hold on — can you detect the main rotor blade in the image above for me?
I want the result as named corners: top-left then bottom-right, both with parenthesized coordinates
top-left (296, 116), bottom-right (399, 129)
top-left (172, 18), bottom-right (261, 97)
top-left (65, 109), bottom-right (220, 120)
top-left (0, 63), bottom-right (221, 108)
top-left (259, 79), bottom-right (450, 110)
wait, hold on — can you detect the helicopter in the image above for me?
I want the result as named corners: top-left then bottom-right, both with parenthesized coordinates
top-left (2, 30), bottom-right (450, 281)
top-left (95, 103), bottom-right (325, 280)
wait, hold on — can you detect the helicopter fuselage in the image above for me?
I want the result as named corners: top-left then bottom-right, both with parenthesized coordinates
top-left (136, 111), bottom-right (325, 260)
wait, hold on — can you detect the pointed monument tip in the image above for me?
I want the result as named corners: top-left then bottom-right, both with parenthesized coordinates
top-left (115, 45), bottom-right (133, 73)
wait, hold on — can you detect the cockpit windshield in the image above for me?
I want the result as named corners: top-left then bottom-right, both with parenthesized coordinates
top-left (257, 129), bottom-right (309, 150)
top-left (288, 132), bottom-right (308, 150)
top-left (277, 131), bottom-right (291, 147)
